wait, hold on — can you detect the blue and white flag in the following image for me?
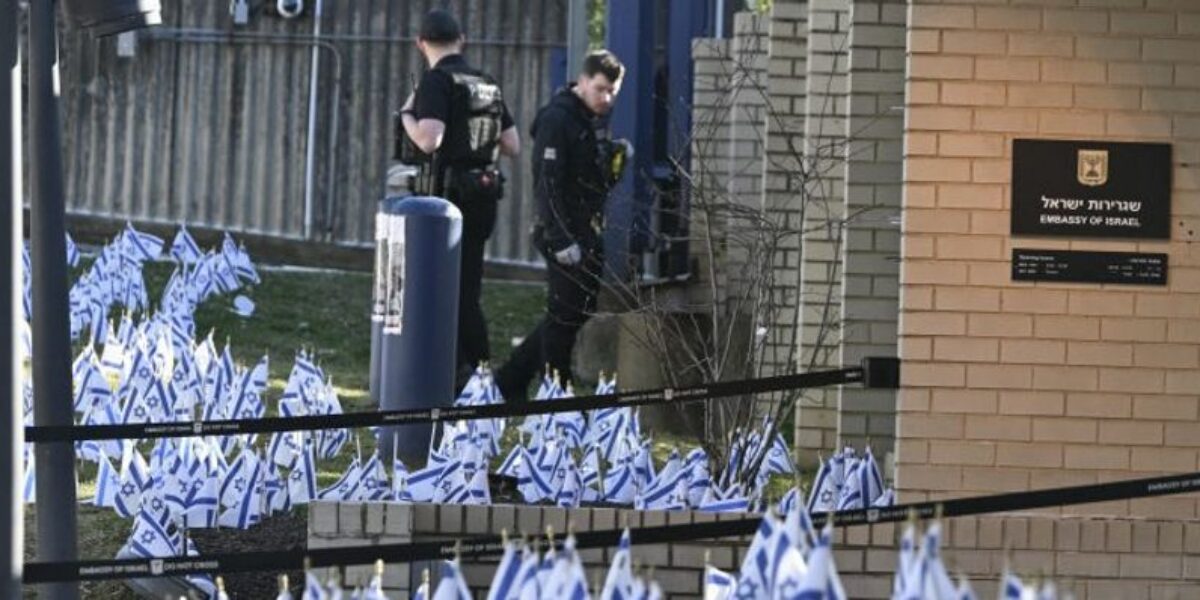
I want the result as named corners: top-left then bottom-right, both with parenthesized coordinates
top-left (318, 456), bottom-right (362, 502)
top-left (632, 441), bottom-right (656, 490)
top-left (466, 465), bottom-right (491, 506)
top-left (391, 447), bottom-right (411, 502)
top-left (406, 461), bottom-right (447, 503)
top-left (115, 443), bottom-right (151, 518)
top-left (288, 441), bottom-right (320, 505)
top-left (920, 523), bottom-right (957, 600)
top-left (704, 566), bottom-right (736, 600)
top-left (93, 450), bottom-right (121, 509)
top-left (433, 460), bottom-right (470, 504)
top-left (263, 460), bottom-right (292, 515)
top-left (555, 457), bottom-right (582, 508)
top-left (892, 523), bottom-right (918, 600)
top-left (358, 453), bottom-right (392, 502)
top-left (65, 232), bottom-right (81, 268)
top-left (698, 490), bottom-right (751, 514)
top-left (602, 460), bottom-right (636, 505)
top-left (998, 568), bottom-right (1023, 600)
top-left (486, 542), bottom-right (523, 600)
top-left (956, 575), bottom-right (977, 600)
top-left (268, 431), bottom-right (303, 470)
top-left (181, 475), bottom-right (220, 529)
top-left (121, 222), bottom-right (165, 262)
top-left (432, 560), bottom-right (472, 600)
top-left (127, 505), bottom-right (179, 558)
top-left (303, 570), bottom-right (330, 600)
top-left (599, 529), bottom-right (633, 600)
top-left (806, 456), bottom-right (841, 513)
top-left (770, 544), bottom-right (807, 600)
top-left (218, 450), bottom-right (264, 529)
top-left (514, 547), bottom-right (540, 600)
top-left (170, 225), bottom-right (203, 265)
top-left (733, 512), bottom-right (780, 600)
top-left (22, 447), bottom-right (35, 504)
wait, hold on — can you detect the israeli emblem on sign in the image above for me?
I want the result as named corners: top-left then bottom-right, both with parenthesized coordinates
top-left (150, 559), bottom-right (164, 576)
top-left (866, 508), bottom-right (881, 523)
top-left (1077, 149), bottom-right (1108, 187)
top-left (662, 389), bottom-right (674, 402)
top-left (193, 422), bottom-right (203, 435)
top-left (430, 408), bottom-right (441, 421)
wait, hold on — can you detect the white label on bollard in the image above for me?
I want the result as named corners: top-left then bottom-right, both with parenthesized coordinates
top-left (383, 216), bottom-right (407, 335)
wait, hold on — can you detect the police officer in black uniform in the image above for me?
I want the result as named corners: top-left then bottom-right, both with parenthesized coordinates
top-left (495, 50), bottom-right (627, 402)
top-left (398, 9), bottom-right (520, 385)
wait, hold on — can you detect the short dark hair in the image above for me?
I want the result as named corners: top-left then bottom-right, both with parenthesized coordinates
top-left (419, 9), bottom-right (462, 44)
top-left (581, 50), bottom-right (625, 84)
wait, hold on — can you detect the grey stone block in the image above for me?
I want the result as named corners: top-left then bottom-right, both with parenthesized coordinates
top-left (339, 502), bottom-right (365, 536)
top-left (310, 501), bottom-right (339, 535)
top-left (385, 503), bottom-right (413, 536)
top-left (517, 506), bottom-right (542, 537)
top-left (365, 502), bottom-right (386, 535)
top-left (464, 505), bottom-right (490, 534)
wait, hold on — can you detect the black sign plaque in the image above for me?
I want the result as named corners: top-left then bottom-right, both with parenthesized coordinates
top-left (1012, 249), bottom-right (1167, 286)
top-left (1011, 139), bottom-right (1171, 239)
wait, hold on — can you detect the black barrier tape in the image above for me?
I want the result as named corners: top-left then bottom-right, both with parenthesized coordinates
top-left (22, 470), bottom-right (1200, 584)
top-left (26, 367), bottom-right (867, 443)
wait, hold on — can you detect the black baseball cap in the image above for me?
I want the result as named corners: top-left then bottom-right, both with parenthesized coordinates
top-left (419, 9), bottom-right (463, 43)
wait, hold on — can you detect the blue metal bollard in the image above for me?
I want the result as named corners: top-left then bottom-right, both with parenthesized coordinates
top-left (376, 196), bottom-right (462, 465)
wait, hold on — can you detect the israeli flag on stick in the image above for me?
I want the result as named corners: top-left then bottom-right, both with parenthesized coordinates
top-left (406, 460), bottom-right (446, 503)
top-left (218, 451), bottom-right (264, 529)
top-left (433, 560), bottom-right (473, 600)
top-left (704, 566), bottom-right (735, 600)
top-left (93, 450), bottom-right (121, 509)
top-left (303, 570), bottom-right (330, 600)
top-left (599, 529), bottom-right (633, 600)
top-left (318, 456), bottom-right (362, 501)
top-left (127, 506), bottom-right (179, 558)
top-left (115, 443), bottom-right (151, 518)
top-left (486, 541), bottom-right (523, 600)
top-left (288, 441), bottom-right (319, 505)
top-left (170, 225), bottom-right (203, 265)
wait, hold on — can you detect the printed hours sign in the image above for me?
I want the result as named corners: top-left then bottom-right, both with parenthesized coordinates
top-left (1010, 139), bottom-right (1172, 239)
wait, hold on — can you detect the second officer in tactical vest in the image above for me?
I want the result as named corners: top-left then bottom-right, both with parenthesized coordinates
top-left (398, 9), bottom-right (520, 385)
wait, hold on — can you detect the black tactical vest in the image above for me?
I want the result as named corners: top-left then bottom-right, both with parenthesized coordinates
top-left (437, 61), bottom-right (505, 167)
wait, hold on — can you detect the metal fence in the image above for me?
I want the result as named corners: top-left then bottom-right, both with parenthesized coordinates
top-left (58, 0), bottom-right (566, 265)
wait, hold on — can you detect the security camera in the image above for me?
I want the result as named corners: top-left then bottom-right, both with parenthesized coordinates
top-left (276, 0), bottom-right (304, 19)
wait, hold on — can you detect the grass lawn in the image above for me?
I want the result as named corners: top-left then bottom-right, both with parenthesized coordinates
top-left (23, 262), bottom-right (546, 598)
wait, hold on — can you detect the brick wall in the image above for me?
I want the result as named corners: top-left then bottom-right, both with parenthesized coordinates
top-left (897, 0), bottom-right (1200, 518)
top-left (836, 0), bottom-right (906, 457)
top-left (760, 1), bottom-right (808, 383)
top-left (794, 0), bottom-right (854, 460)
top-left (308, 502), bottom-right (1200, 599)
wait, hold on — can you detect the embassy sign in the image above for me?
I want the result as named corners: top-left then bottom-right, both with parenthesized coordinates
top-left (1011, 139), bottom-right (1171, 239)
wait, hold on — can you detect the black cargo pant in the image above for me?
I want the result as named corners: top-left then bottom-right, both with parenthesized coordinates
top-left (495, 250), bottom-right (603, 402)
top-left (448, 191), bottom-right (498, 376)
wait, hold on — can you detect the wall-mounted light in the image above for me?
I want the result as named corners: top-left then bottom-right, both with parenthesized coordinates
top-left (62, 0), bottom-right (162, 37)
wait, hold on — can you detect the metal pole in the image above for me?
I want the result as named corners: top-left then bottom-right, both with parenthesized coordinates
top-left (28, 0), bottom-right (80, 597)
top-left (302, 0), bottom-right (325, 239)
top-left (0, 0), bottom-right (25, 595)
top-left (565, 0), bottom-right (589, 77)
